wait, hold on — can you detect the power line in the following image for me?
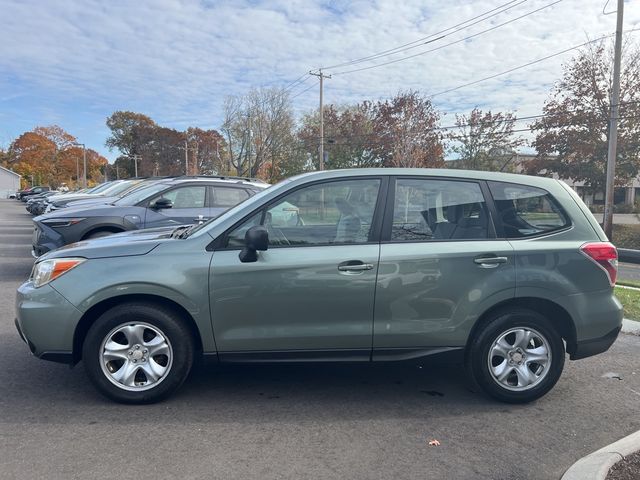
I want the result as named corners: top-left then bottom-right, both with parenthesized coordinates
top-left (429, 29), bottom-right (640, 97)
top-left (290, 79), bottom-right (320, 100)
top-left (331, 0), bottom-right (563, 76)
top-left (321, 0), bottom-right (527, 71)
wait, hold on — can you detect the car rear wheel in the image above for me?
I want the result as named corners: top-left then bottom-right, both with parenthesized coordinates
top-left (466, 308), bottom-right (565, 403)
top-left (83, 302), bottom-right (194, 404)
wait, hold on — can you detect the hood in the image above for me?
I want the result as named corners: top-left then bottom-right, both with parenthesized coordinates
top-left (41, 226), bottom-right (178, 260)
top-left (34, 203), bottom-right (124, 222)
top-left (48, 193), bottom-right (105, 205)
top-left (65, 196), bottom-right (119, 208)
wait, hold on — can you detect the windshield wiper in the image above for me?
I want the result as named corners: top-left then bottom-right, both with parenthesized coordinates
top-left (170, 225), bottom-right (191, 238)
top-left (176, 224), bottom-right (199, 239)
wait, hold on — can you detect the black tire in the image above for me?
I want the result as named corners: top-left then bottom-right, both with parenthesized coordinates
top-left (466, 308), bottom-right (565, 404)
top-left (85, 230), bottom-right (118, 240)
top-left (82, 302), bottom-right (194, 404)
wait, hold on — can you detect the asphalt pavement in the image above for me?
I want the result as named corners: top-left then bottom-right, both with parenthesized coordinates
top-left (1, 198), bottom-right (639, 480)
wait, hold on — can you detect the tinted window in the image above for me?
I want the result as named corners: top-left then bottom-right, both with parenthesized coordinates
top-left (115, 183), bottom-right (168, 206)
top-left (226, 179), bottom-right (381, 247)
top-left (391, 179), bottom-right (489, 241)
top-left (213, 187), bottom-right (249, 208)
top-left (151, 186), bottom-right (206, 209)
top-left (488, 181), bottom-right (569, 238)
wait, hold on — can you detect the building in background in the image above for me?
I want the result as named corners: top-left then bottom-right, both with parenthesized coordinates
top-left (0, 166), bottom-right (21, 198)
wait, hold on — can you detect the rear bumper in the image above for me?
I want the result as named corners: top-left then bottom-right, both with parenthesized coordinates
top-left (570, 325), bottom-right (621, 360)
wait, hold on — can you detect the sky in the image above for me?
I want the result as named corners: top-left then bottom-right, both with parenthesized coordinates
top-left (1, 0), bottom-right (639, 162)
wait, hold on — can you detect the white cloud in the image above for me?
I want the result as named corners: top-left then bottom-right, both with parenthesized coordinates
top-left (0, 0), bottom-right (639, 158)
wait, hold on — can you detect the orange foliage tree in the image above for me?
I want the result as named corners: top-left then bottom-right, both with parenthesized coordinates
top-left (7, 125), bottom-right (108, 188)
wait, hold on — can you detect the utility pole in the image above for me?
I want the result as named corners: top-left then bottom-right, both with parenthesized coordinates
top-left (82, 145), bottom-right (87, 188)
top-left (310, 69), bottom-right (331, 170)
top-left (129, 154), bottom-right (141, 177)
top-left (184, 139), bottom-right (189, 175)
top-left (603, 0), bottom-right (624, 240)
top-left (247, 113), bottom-right (252, 177)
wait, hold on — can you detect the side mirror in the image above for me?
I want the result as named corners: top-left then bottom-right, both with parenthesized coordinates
top-left (152, 198), bottom-right (173, 209)
top-left (239, 226), bottom-right (269, 263)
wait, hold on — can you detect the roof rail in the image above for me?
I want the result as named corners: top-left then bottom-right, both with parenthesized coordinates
top-left (174, 175), bottom-right (268, 183)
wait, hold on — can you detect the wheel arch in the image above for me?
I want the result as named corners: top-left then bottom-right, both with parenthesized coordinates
top-left (466, 297), bottom-right (577, 357)
top-left (72, 293), bottom-right (204, 364)
top-left (80, 225), bottom-right (126, 240)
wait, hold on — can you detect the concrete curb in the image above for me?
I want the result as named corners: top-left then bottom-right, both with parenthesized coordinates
top-left (562, 430), bottom-right (640, 480)
top-left (622, 319), bottom-right (640, 335)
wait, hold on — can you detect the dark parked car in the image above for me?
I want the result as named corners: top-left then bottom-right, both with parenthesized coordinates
top-left (17, 169), bottom-right (621, 404)
top-left (32, 176), bottom-right (268, 256)
top-left (17, 186), bottom-right (50, 201)
top-left (26, 191), bottom-right (59, 215)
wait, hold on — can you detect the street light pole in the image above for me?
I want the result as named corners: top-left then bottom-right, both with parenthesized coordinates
top-left (603, 0), bottom-right (624, 240)
top-left (72, 142), bottom-right (86, 188)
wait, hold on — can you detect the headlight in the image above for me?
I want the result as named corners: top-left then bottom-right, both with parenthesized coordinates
top-left (31, 258), bottom-right (85, 288)
top-left (41, 217), bottom-right (85, 228)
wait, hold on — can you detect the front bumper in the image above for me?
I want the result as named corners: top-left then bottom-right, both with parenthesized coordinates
top-left (32, 222), bottom-right (65, 257)
top-left (15, 281), bottom-right (83, 363)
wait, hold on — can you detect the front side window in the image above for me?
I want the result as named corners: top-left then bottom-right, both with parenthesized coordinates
top-left (488, 181), bottom-right (569, 238)
top-left (150, 186), bottom-right (206, 209)
top-left (391, 178), bottom-right (490, 241)
top-left (225, 178), bottom-right (381, 247)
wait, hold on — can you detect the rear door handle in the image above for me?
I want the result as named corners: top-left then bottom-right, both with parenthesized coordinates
top-left (338, 261), bottom-right (375, 273)
top-left (474, 256), bottom-right (508, 268)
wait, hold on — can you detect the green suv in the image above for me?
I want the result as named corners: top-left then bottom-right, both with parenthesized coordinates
top-left (15, 169), bottom-right (622, 404)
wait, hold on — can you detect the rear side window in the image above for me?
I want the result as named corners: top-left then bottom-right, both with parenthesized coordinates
top-left (213, 187), bottom-right (249, 208)
top-left (488, 181), bottom-right (569, 238)
top-left (391, 178), bottom-right (490, 241)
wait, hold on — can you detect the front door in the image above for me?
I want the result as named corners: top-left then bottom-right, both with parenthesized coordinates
top-left (373, 177), bottom-right (516, 355)
top-left (209, 177), bottom-right (385, 358)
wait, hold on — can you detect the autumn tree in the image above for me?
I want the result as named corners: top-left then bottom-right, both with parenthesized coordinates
top-left (7, 132), bottom-right (56, 186)
top-left (373, 91), bottom-right (444, 168)
top-left (6, 125), bottom-right (107, 187)
top-left (448, 108), bottom-right (524, 171)
top-left (222, 87), bottom-right (298, 180)
top-left (298, 102), bottom-right (380, 170)
top-left (105, 111), bottom-right (156, 158)
top-left (185, 127), bottom-right (226, 175)
top-left (526, 40), bottom-right (640, 192)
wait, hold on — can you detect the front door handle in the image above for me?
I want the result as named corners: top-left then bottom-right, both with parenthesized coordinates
top-left (338, 261), bottom-right (374, 273)
top-left (474, 256), bottom-right (508, 268)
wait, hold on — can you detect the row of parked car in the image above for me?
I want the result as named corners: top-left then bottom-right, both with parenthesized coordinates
top-left (16, 176), bottom-right (269, 257)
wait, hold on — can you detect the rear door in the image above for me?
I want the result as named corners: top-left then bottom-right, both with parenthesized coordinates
top-left (373, 176), bottom-right (515, 356)
top-left (143, 184), bottom-right (212, 228)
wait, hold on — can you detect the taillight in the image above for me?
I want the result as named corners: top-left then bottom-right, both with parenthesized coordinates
top-left (580, 242), bottom-right (618, 286)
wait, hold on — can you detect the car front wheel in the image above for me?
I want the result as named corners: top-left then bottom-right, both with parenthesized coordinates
top-left (83, 302), bottom-right (194, 404)
top-left (466, 308), bottom-right (565, 403)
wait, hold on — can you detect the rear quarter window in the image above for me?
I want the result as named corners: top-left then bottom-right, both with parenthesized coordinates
top-left (488, 181), bottom-right (569, 238)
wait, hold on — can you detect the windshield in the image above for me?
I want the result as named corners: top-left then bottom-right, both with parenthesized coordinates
top-left (114, 183), bottom-right (169, 206)
top-left (87, 182), bottom-right (119, 194)
top-left (100, 180), bottom-right (142, 196)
